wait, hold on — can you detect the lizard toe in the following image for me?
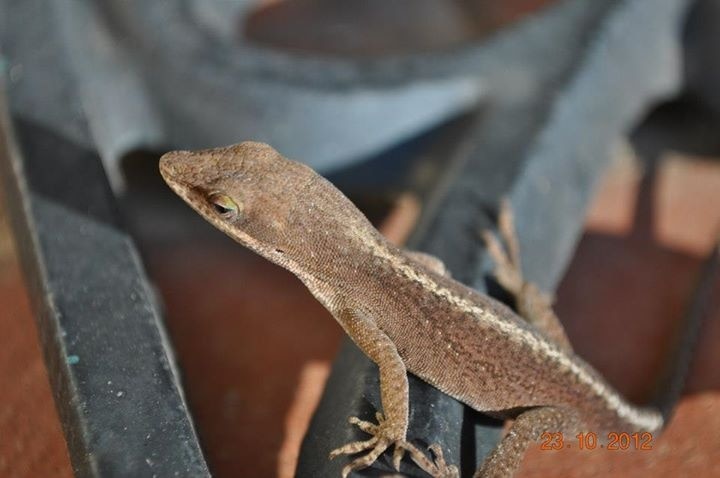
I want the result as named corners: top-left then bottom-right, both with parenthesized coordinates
top-left (339, 440), bottom-right (390, 478)
top-left (347, 415), bottom-right (380, 434)
top-left (329, 436), bottom-right (378, 459)
top-left (401, 442), bottom-right (459, 478)
top-left (332, 413), bottom-right (410, 475)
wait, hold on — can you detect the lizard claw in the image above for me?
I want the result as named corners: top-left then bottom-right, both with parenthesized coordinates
top-left (392, 443), bottom-right (405, 470)
top-left (427, 444), bottom-right (459, 477)
top-left (330, 413), bottom-right (459, 478)
top-left (329, 413), bottom-right (407, 476)
top-left (402, 442), bottom-right (459, 478)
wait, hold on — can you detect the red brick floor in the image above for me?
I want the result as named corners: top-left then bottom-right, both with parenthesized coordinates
top-left (0, 213), bottom-right (72, 476)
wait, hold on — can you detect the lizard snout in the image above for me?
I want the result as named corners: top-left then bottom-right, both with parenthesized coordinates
top-left (159, 150), bottom-right (195, 184)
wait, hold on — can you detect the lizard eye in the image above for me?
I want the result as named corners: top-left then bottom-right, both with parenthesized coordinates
top-left (208, 193), bottom-right (240, 220)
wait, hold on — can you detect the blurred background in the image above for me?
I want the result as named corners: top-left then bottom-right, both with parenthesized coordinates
top-left (1, 0), bottom-right (719, 477)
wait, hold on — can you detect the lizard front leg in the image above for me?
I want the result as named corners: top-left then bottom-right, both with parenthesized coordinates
top-left (330, 307), bottom-right (457, 478)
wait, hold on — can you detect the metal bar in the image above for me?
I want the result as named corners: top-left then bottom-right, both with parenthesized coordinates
top-left (652, 235), bottom-right (720, 419)
top-left (0, 84), bottom-right (210, 476)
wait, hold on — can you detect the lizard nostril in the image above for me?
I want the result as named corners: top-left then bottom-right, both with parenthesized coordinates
top-left (159, 156), bottom-right (178, 179)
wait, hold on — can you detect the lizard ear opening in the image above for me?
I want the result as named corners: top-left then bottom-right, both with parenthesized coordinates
top-left (208, 193), bottom-right (240, 221)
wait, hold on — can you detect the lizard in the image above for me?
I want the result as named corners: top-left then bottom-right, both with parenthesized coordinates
top-left (158, 141), bottom-right (664, 477)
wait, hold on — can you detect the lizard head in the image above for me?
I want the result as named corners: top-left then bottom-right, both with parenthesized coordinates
top-left (159, 141), bottom-right (318, 263)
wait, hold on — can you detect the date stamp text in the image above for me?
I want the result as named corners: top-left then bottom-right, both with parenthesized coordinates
top-left (539, 432), bottom-right (654, 451)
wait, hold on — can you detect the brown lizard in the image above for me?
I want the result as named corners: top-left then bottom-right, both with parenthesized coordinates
top-left (159, 142), bottom-right (663, 477)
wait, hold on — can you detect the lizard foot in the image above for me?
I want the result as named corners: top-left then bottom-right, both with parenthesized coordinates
top-left (482, 199), bottom-right (555, 310)
top-left (404, 443), bottom-right (459, 478)
top-left (482, 199), bottom-right (572, 350)
top-left (481, 198), bottom-right (524, 296)
top-left (329, 413), bottom-right (458, 478)
top-left (329, 412), bottom-right (403, 477)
